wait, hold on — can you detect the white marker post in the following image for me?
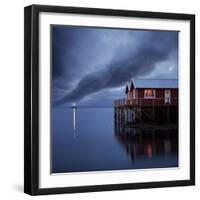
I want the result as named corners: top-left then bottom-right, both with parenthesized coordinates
top-left (72, 103), bottom-right (76, 136)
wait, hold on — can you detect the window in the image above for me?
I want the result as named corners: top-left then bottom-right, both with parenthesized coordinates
top-left (144, 89), bottom-right (156, 98)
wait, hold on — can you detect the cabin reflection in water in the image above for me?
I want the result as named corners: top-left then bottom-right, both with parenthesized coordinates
top-left (114, 122), bottom-right (178, 164)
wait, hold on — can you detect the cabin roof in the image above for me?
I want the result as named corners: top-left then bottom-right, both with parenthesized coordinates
top-left (132, 79), bottom-right (178, 89)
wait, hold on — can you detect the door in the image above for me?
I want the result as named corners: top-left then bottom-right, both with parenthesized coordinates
top-left (165, 90), bottom-right (171, 104)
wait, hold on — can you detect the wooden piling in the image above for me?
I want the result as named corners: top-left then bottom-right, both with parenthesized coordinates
top-left (114, 97), bottom-right (177, 125)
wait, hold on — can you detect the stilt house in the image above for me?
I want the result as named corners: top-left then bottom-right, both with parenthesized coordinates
top-left (114, 79), bottom-right (178, 123)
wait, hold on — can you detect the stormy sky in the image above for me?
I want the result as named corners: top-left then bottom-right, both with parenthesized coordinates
top-left (52, 25), bottom-right (178, 107)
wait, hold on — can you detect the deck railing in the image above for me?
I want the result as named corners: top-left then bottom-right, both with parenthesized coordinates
top-left (114, 98), bottom-right (178, 107)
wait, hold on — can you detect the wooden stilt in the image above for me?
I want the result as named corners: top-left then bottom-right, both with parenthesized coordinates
top-left (167, 106), bottom-right (170, 122)
top-left (153, 100), bottom-right (155, 120)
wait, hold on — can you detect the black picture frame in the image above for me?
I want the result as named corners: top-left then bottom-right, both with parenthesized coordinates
top-left (24, 4), bottom-right (195, 195)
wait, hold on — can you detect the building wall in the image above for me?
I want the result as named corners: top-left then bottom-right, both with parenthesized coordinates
top-left (171, 89), bottom-right (178, 98)
top-left (129, 88), bottom-right (178, 99)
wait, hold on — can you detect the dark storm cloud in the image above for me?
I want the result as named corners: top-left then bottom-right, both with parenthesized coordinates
top-left (53, 28), bottom-right (178, 105)
top-left (52, 26), bottom-right (124, 88)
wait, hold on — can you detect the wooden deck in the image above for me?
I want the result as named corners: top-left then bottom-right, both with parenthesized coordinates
top-left (114, 98), bottom-right (178, 108)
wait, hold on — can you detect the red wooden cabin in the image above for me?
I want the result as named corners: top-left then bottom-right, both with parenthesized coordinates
top-left (115, 79), bottom-right (178, 107)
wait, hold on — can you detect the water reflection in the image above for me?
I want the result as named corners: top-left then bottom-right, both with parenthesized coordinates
top-left (52, 108), bottom-right (178, 173)
top-left (114, 122), bottom-right (178, 165)
top-left (72, 103), bottom-right (76, 137)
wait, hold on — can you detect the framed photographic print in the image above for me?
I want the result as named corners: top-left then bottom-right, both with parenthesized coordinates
top-left (24, 4), bottom-right (195, 195)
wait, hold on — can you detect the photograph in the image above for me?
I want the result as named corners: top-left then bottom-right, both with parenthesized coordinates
top-left (24, 5), bottom-right (195, 195)
top-left (51, 25), bottom-right (179, 174)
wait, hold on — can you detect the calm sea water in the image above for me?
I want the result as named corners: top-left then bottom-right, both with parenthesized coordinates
top-left (51, 108), bottom-right (178, 173)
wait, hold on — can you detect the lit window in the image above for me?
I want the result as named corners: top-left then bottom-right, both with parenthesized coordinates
top-left (144, 89), bottom-right (155, 98)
